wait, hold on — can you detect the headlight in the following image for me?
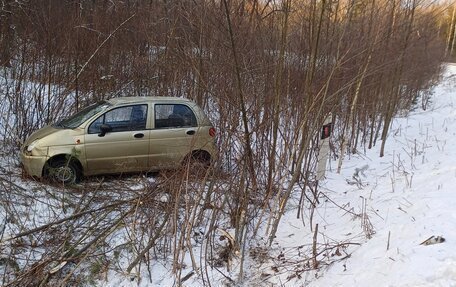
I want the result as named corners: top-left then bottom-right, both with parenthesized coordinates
top-left (26, 140), bottom-right (40, 152)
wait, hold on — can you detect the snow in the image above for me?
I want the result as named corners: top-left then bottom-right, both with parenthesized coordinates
top-left (3, 63), bottom-right (456, 286)
top-left (276, 63), bottom-right (456, 286)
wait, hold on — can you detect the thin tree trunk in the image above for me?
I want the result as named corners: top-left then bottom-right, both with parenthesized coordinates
top-left (268, 0), bottom-right (327, 246)
top-left (446, 5), bottom-right (456, 57)
top-left (266, 0), bottom-right (291, 203)
top-left (380, 0), bottom-right (417, 157)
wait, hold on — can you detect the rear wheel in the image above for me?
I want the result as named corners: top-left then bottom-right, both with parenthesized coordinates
top-left (46, 158), bottom-right (81, 184)
top-left (183, 151), bottom-right (211, 172)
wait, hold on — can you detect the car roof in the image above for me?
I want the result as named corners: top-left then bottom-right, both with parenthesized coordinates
top-left (107, 96), bottom-right (193, 105)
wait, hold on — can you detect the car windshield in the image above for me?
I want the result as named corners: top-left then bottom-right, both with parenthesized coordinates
top-left (55, 101), bottom-right (111, 129)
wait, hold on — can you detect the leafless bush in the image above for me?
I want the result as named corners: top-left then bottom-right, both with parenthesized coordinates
top-left (0, 0), bottom-right (448, 285)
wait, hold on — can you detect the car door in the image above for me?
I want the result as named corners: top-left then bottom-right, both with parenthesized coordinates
top-left (149, 103), bottom-right (199, 169)
top-left (84, 104), bottom-right (150, 175)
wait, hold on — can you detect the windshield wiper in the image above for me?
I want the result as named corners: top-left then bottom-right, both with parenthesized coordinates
top-left (53, 120), bottom-right (66, 128)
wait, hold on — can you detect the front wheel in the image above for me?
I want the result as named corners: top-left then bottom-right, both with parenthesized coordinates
top-left (46, 158), bottom-right (81, 184)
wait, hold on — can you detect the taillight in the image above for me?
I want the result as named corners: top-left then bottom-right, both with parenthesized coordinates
top-left (209, 127), bottom-right (216, 137)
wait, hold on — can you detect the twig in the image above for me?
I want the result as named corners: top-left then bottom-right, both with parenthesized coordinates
top-left (126, 212), bottom-right (171, 273)
top-left (387, 231), bottom-right (391, 251)
top-left (2, 198), bottom-right (135, 243)
top-left (74, 14), bottom-right (136, 84)
top-left (312, 223), bottom-right (319, 269)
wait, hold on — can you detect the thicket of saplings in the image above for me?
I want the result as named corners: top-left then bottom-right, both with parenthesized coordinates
top-left (0, 0), bottom-right (447, 285)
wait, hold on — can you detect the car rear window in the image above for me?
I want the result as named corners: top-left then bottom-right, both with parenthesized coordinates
top-left (154, 104), bottom-right (197, 129)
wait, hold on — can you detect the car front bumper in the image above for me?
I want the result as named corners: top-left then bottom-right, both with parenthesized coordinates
top-left (20, 152), bottom-right (47, 178)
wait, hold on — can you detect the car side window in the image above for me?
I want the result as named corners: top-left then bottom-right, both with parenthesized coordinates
top-left (155, 104), bottom-right (197, 129)
top-left (88, 104), bottom-right (148, 134)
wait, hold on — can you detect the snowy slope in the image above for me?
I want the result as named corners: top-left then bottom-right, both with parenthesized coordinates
top-left (254, 63), bottom-right (456, 287)
top-left (301, 64), bottom-right (456, 286)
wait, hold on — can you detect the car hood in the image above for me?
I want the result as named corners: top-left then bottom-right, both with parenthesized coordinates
top-left (24, 125), bottom-right (83, 147)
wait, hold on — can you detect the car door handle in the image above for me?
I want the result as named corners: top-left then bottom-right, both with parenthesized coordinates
top-left (186, 130), bottom-right (195, 135)
top-left (134, 133), bottom-right (144, 138)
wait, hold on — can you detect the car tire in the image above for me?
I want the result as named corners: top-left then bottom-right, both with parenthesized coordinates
top-left (183, 151), bottom-right (211, 172)
top-left (46, 158), bottom-right (81, 184)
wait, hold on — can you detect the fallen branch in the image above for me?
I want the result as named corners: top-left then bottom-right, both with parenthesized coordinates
top-left (2, 198), bottom-right (136, 243)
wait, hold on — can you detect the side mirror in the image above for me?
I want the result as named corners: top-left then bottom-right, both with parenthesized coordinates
top-left (98, 124), bottom-right (112, 137)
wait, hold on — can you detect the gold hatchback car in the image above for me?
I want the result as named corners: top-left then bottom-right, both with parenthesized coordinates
top-left (20, 97), bottom-right (217, 183)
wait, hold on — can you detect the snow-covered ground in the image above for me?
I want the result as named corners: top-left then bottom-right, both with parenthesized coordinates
top-left (264, 63), bottom-right (456, 286)
top-left (2, 64), bottom-right (455, 286)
